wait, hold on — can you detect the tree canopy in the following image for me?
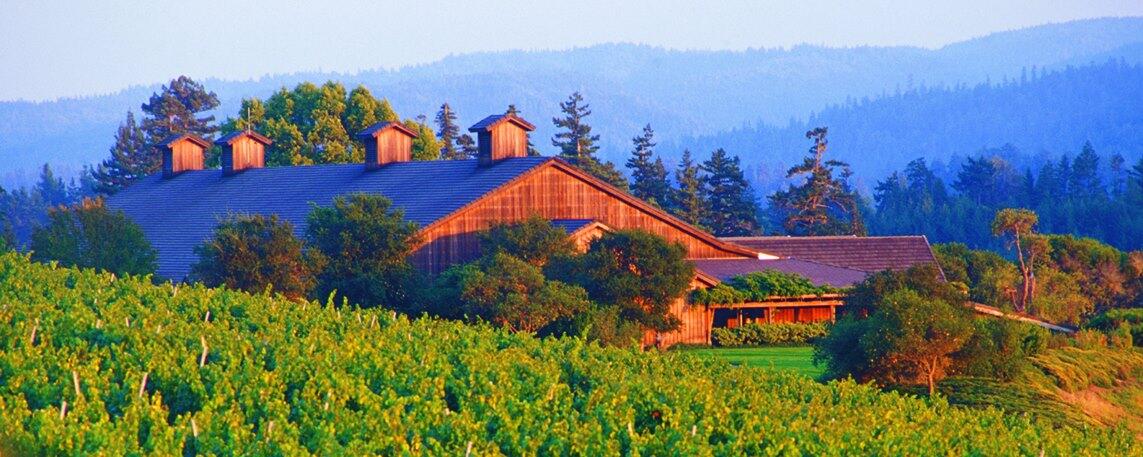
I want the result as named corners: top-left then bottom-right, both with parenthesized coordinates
top-left (30, 197), bottom-right (156, 277)
top-left (768, 127), bottom-right (865, 236)
top-left (306, 194), bottom-right (422, 309)
top-left (191, 214), bottom-right (324, 301)
top-left (549, 230), bottom-right (693, 333)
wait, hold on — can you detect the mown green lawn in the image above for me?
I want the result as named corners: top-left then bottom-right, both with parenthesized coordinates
top-left (681, 346), bottom-right (823, 378)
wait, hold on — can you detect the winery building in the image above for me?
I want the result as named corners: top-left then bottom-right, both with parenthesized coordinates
top-left (107, 113), bottom-right (941, 346)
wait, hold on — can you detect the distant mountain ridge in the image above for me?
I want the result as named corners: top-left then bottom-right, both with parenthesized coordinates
top-left (1, 17), bottom-right (1142, 186)
top-left (674, 59), bottom-right (1143, 194)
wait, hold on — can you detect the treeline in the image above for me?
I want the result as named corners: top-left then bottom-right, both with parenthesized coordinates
top-left (870, 142), bottom-right (1143, 251)
top-left (684, 59), bottom-right (1143, 182)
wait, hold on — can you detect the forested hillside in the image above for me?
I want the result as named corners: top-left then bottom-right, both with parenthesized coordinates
top-left (2, 18), bottom-right (1142, 185)
top-left (0, 253), bottom-right (1138, 455)
top-left (682, 59), bottom-right (1143, 190)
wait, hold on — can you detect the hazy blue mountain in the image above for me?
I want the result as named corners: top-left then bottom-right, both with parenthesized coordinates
top-left (1, 17), bottom-right (1141, 187)
top-left (675, 59), bottom-right (1143, 194)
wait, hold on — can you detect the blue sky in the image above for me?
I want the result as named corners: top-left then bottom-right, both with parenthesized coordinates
top-left (2, 0), bottom-right (1141, 101)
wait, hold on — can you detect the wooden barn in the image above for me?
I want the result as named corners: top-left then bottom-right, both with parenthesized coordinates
top-left (107, 112), bottom-right (942, 347)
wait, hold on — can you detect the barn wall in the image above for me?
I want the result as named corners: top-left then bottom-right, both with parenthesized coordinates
top-left (411, 164), bottom-right (747, 273)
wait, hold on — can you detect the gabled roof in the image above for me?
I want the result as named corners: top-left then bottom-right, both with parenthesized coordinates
top-left (722, 235), bottom-right (940, 274)
top-left (107, 157), bottom-right (550, 279)
top-left (215, 130), bottom-right (272, 146)
top-left (157, 133), bottom-right (210, 148)
top-left (355, 121), bottom-right (418, 139)
top-left (692, 258), bottom-right (868, 289)
top-left (468, 114), bottom-right (536, 132)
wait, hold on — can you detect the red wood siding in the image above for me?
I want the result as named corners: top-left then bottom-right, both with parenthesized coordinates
top-left (411, 163), bottom-right (748, 273)
top-left (223, 136), bottom-right (265, 174)
top-left (366, 129), bottom-right (412, 166)
top-left (164, 139), bottom-right (204, 176)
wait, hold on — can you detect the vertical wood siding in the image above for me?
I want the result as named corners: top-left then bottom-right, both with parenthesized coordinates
top-left (411, 165), bottom-right (748, 273)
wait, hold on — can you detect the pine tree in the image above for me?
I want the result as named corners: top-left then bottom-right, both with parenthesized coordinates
top-left (701, 149), bottom-right (759, 236)
top-left (435, 103), bottom-right (463, 160)
top-left (1070, 141), bottom-right (1104, 201)
top-left (551, 92), bottom-right (598, 161)
top-left (626, 124), bottom-right (670, 206)
top-left (1109, 153), bottom-right (1126, 198)
top-left (94, 111), bottom-right (152, 193)
top-left (551, 92), bottom-right (627, 189)
top-left (457, 134), bottom-right (478, 159)
top-left (670, 150), bottom-right (707, 227)
top-left (768, 127), bottom-right (864, 236)
top-left (36, 164), bottom-right (69, 208)
top-left (139, 76), bottom-right (220, 143)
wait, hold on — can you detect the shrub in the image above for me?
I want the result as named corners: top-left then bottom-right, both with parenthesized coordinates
top-left (816, 282), bottom-right (975, 395)
top-left (478, 215), bottom-right (576, 266)
top-left (431, 252), bottom-right (590, 333)
top-left (306, 193), bottom-right (422, 309)
top-left (1087, 308), bottom-right (1143, 346)
top-left (955, 319), bottom-right (1049, 381)
top-left (548, 230), bottom-right (693, 333)
top-left (190, 213), bottom-right (324, 300)
top-left (29, 197), bottom-right (156, 276)
top-left (692, 270), bottom-right (838, 305)
top-left (711, 322), bottom-right (829, 347)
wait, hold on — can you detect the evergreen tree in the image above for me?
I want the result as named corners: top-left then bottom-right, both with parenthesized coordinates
top-left (552, 92), bottom-right (599, 160)
top-left (435, 103), bottom-right (463, 160)
top-left (768, 128), bottom-right (863, 236)
top-left (551, 92), bottom-right (627, 189)
top-left (139, 76), bottom-right (220, 143)
top-left (1070, 141), bottom-right (1103, 201)
top-left (1128, 157), bottom-right (1143, 203)
top-left (457, 134), bottom-right (479, 159)
top-left (1109, 153), bottom-right (1126, 197)
top-left (701, 149), bottom-right (759, 236)
top-left (94, 112), bottom-right (153, 193)
top-left (625, 124), bottom-right (670, 206)
top-left (36, 164), bottom-right (69, 208)
top-left (670, 150), bottom-right (707, 227)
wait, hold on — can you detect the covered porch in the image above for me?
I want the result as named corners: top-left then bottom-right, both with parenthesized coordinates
top-left (709, 294), bottom-right (844, 329)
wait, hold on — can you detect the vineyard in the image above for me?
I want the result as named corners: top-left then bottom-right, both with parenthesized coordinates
top-left (0, 252), bottom-right (1138, 456)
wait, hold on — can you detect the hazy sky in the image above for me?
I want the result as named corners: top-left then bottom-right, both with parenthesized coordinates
top-left (2, 0), bottom-right (1141, 101)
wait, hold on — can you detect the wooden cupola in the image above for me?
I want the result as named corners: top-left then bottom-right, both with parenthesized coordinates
top-left (355, 121), bottom-right (419, 169)
top-left (215, 130), bottom-right (272, 175)
top-left (468, 113), bottom-right (536, 166)
top-left (158, 133), bottom-right (210, 178)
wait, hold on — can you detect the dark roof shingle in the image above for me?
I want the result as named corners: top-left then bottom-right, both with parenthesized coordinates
top-left (722, 236), bottom-right (939, 273)
top-left (107, 157), bottom-right (551, 280)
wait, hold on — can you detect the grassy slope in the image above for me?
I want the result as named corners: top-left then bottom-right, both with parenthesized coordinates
top-left (677, 347), bottom-right (824, 378)
top-left (0, 253), bottom-right (1138, 455)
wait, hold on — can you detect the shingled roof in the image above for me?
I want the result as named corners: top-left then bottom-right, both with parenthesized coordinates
top-left (721, 236), bottom-right (940, 274)
top-left (692, 258), bottom-right (869, 289)
top-left (468, 114), bottom-right (536, 132)
top-left (107, 157), bottom-right (550, 280)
